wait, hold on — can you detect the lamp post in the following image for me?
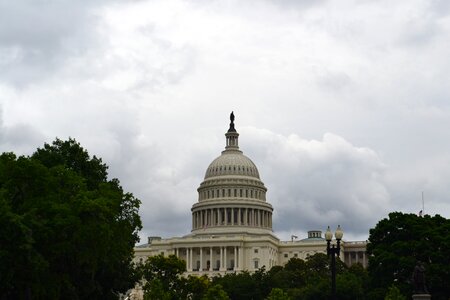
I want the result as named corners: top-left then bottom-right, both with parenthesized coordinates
top-left (325, 225), bottom-right (343, 300)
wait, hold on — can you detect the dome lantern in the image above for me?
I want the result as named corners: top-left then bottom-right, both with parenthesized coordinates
top-left (225, 111), bottom-right (239, 151)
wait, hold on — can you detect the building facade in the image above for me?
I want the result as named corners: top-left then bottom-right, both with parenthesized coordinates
top-left (134, 114), bottom-right (367, 276)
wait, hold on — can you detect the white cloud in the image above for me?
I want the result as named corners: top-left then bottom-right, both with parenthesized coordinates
top-left (240, 128), bottom-right (390, 239)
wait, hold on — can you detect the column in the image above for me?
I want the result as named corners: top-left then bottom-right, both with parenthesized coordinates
top-left (231, 208), bottom-right (235, 225)
top-left (238, 208), bottom-right (241, 225)
top-left (245, 208), bottom-right (248, 225)
top-left (225, 208), bottom-right (228, 225)
top-left (209, 247), bottom-right (213, 271)
top-left (239, 246), bottom-right (244, 270)
top-left (363, 252), bottom-right (366, 268)
top-left (196, 212), bottom-right (199, 229)
top-left (187, 248), bottom-right (191, 271)
top-left (200, 248), bottom-right (203, 271)
top-left (356, 251), bottom-right (359, 264)
top-left (224, 247), bottom-right (227, 270)
top-left (218, 208), bottom-right (222, 225)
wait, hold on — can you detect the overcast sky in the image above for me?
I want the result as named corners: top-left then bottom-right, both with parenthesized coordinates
top-left (1, 0), bottom-right (450, 243)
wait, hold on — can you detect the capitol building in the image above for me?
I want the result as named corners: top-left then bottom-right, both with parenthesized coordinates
top-left (134, 113), bottom-right (367, 275)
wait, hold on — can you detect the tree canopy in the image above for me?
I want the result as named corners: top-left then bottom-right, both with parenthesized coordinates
top-left (367, 212), bottom-right (450, 300)
top-left (0, 138), bottom-right (142, 299)
top-left (140, 254), bottom-right (230, 300)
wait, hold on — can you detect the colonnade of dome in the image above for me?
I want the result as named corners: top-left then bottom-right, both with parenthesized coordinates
top-left (192, 207), bottom-right (273, 230)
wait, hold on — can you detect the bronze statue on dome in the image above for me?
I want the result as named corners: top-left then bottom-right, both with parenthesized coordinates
top-left (228, 111), bottom-right (236, 132)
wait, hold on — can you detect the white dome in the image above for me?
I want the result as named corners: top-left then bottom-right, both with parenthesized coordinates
top-left (191, 113), bottom-right (273, 236)
top-left (204, 151), bottom-right (260, 179)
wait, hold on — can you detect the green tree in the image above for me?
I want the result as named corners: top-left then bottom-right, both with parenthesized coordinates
top-left (141, 254), bottom-right (187, 299)
top-left (367, 212), bottom-right (450, 299)
top-left (186, 275), bottom-right (210, 300)
top-left (0, 139), bottom-right (142, 299)
top-left (212, 271), bottom-right (259, 300)
top-left (202, 284), bottom-right (229, 300)
top-left (384, 285), bottom-right (406, 300)
top-left (266, 288), bottom-right (291, 300)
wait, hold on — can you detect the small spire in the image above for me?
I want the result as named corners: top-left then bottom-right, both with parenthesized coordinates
top-left (228, 111), bottom-right (236, 133)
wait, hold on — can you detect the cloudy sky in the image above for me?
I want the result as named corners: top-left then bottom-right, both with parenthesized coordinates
top-left (1, 0), bottom-right (450, 242)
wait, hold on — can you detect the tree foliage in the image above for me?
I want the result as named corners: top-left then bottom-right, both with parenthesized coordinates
top-left (208, 253), bottom-right (365, 300)
top-left (384, 285), bottom-right (406, 300)
top-left (141, 254), bottom-right (230, 300)
top-left (265, 288), bottom-right (291, 300)
top-left (0, 138), bottom-right (142, 299)
top-left (367, 212), bottom-right (450, 299)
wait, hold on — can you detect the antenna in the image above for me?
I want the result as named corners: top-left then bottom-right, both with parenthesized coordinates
top-left (422, 191), bottom-right (425, 215)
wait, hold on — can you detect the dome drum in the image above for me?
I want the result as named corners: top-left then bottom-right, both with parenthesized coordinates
top-left (191, 206), bottom-right (273, 232)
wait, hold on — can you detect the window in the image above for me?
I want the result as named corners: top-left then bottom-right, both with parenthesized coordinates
top-left (254, 260), bottom-right (259, 269)
top-left (254, 249), bottom-right (259, 254)
top-left (284, 254), bottom-right (288, 258)
top-left (294, 253), bottom-right (298, 258)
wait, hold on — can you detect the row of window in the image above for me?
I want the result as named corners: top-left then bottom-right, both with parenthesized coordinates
top-left (208, 165), bottom-right (257, 176)
top-left (200, 188), bottom-right (265, 200)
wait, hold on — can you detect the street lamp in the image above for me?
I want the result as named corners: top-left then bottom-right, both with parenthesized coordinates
top-left (325, 225), bottom-right (343, 300)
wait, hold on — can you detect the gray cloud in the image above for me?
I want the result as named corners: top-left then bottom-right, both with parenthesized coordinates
top-left (0, 0), bottom-right (110, 86)
top-left (1, 0), bottom-right (450, 244)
